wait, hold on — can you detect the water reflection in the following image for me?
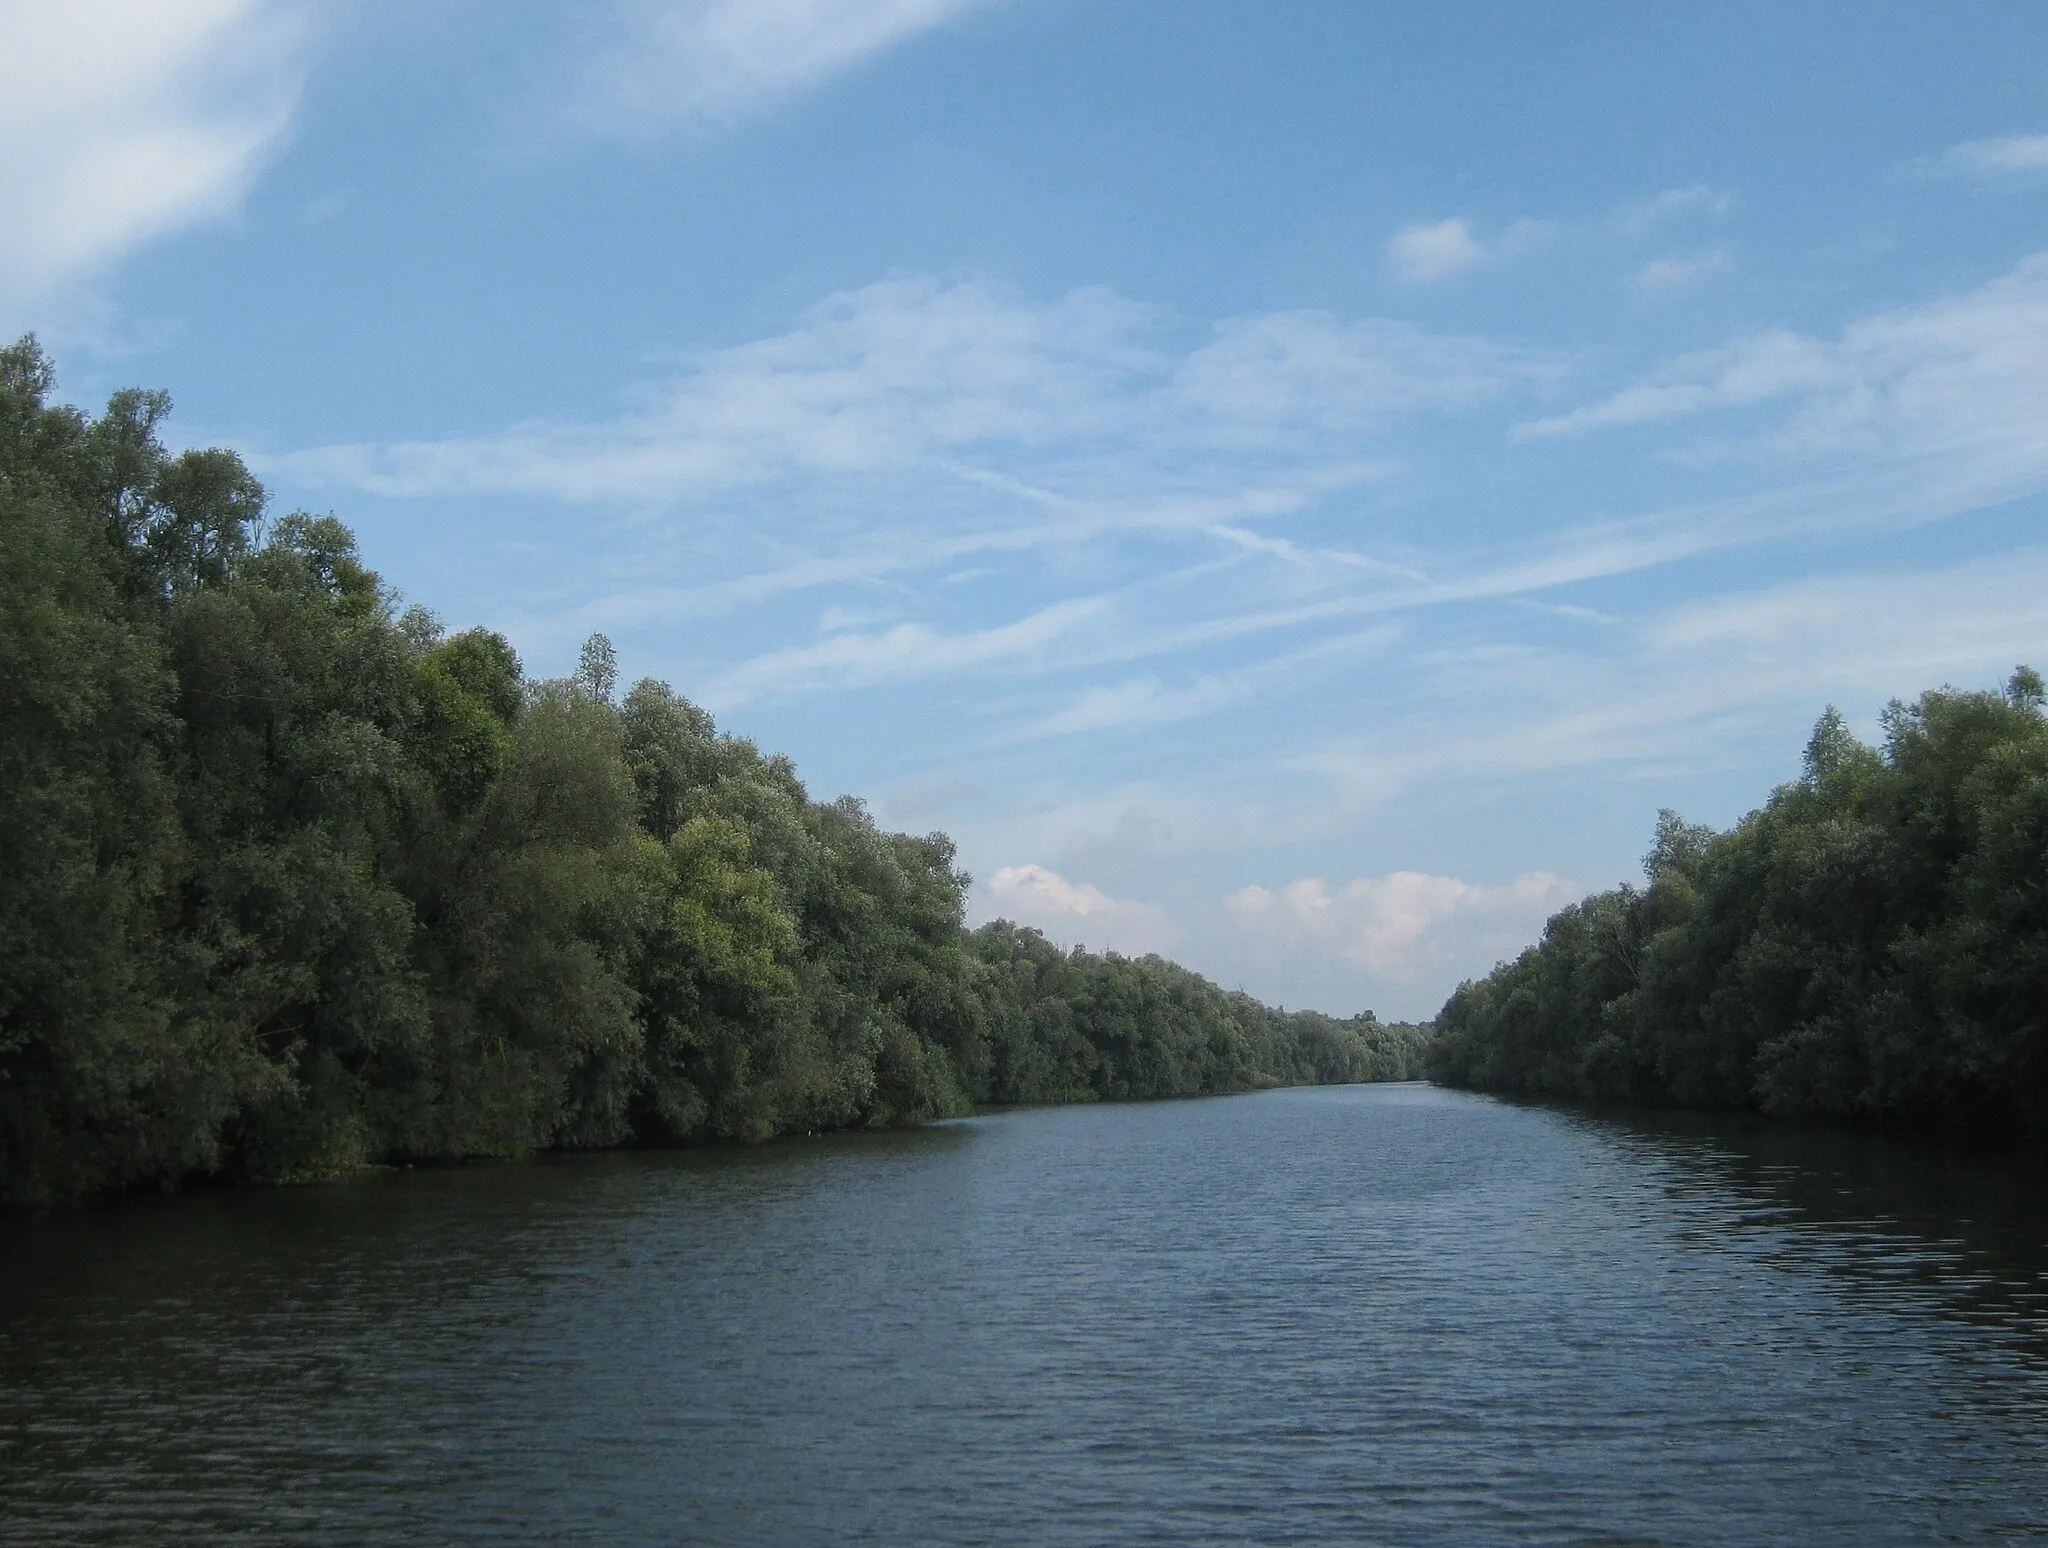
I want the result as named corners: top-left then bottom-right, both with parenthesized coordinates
top-left (1, 1087), bottom-right (2043, 1546)
top-left (1565, 1105), bottom-right (2048, 1361)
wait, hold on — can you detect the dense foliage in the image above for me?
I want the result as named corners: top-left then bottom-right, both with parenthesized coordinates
top-left (0, 343), bottom-right (1421, 1205)
top-left (1428, 676), bottom-right (2048, 1137)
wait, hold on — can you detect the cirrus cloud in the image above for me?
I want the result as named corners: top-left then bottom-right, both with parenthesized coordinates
top-left (1913, 132), bottom-right (2048, 186)
top-left (276, 274), bottom-right (1555, 510)
top-left (1631, 250), bottom-right (1732, 297)
top-left (557, 0), bottom-right (992, 142)
top-left (1609, 183), bottom-right (1736, 237)
top-left (1515, 249), bottom-right (2048, 491)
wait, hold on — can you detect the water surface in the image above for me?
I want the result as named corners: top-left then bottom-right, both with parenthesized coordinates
top-left (4, 1084), bottom-right (2046, 1544)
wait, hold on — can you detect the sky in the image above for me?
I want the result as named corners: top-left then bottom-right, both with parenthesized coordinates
top-left (8, 0), bottom-right (2048, 1018)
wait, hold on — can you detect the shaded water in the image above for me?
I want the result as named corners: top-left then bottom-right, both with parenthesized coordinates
top-left (3, 1084), bottom-right (2046, 1545)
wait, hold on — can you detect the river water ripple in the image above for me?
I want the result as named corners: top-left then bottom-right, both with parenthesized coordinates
top-left (3, 1084), bottom-right (2046, 1544)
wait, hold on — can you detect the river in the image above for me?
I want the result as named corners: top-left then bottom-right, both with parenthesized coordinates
top-left (3, 1083), bottom-right (2045, 1544)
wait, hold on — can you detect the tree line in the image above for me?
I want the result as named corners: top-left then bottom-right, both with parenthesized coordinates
top-left (1427, 670), bottom-right (2048, 1137)
top-left (0, 341), bottom-right (1424, 1205)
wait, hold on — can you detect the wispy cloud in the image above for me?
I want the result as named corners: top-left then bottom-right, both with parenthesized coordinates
top-left (1381, 187), bottom-right (1734, 298)
top-left (0, 0), bottom-right (310, 317)
top-left (1382, 216), bottom-right (1553, 284)
top-left (1516, 251), bottom-right (2048, 481)
top-left (556, 0), bottom-right (990, 142)
top-left (908, 506), bottom-right (2048, 1007)
top-left (280, 279), bottom-right (1159, 500)
top-left (946, 543), bottom-right (2048, 1017)
top-left (1167, 310), bottom-right (1543, 440)
top-left (1609, 183), bottom-right (1736, 237)
top-left (1515, 328), bottom-right (1835, 439)
top-left (1648, 548), bottom-right (2048, 681)
top-left (1631, 250), bottom-right (1732, 296)
top-left (1014, 628), bottom-right (1399, 740)
top-left (476, 249), bottom-right (2048, 734)
top-left (440, 253), bottom-right (2048, 727)
top-left (496, 480), bottom-right (1368, 658)
top-left (279, 277), bottom-right (1547, 506)
top-left (266, 253), bottom-right (2048, 1027)
top-left (1294, 545), bottom-right (2048, 813)
top-left (707, 595), bottom-right (1107, 704)
top-left (1913, 132), bottom-right (2048, 185)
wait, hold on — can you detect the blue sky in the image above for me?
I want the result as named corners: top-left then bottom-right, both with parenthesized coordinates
top-left (9, 1), bottom-right (2048, 1017)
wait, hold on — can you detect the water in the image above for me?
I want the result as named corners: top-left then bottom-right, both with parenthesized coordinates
top-left (3, 1084), bottom-right (2046, 1545)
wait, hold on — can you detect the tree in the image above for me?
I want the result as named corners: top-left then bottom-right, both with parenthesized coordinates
top-left (0, 342), bottom-right (1430, 1206)
top-left (1430, 676), bottom-right (2048, 1139)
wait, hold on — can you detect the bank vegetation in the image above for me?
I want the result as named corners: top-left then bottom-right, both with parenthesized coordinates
top-left (0, 342), bottom-right (1424, 1206)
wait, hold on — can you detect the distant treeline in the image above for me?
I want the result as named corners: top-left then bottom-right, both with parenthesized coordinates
top-left (1428, 672), bottom-right (2048, 1138)
top-left (0, 342), bottom-right (1422, 1205)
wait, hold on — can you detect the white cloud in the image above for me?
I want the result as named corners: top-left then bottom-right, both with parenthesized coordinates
top-left (1516, 251), bottom-right (2048, 480)
top-left (0, 0), bottom-right (308, 317)
top-left (498, 482), bottom-right (1364, 662)
top-left (980, 864), bottom-right (1178, 955)
top-left (1384, 218), bottom-right (1486, 284)
top-left (949, 548), bottom-right (2048, 1017)
top-left (278, 275), bottom-right (1549, 508)
top-left (1515, 327), bottom-right (1841, 438)
top-left (1382, 216), bottom-right (1553, 284)
top-left (1294, 545), bottom-right (2048, 817)
top-left (924, 541), bottom-right (2048, 1018)
top-left (460, 248), bottom-right (2048, 734)
top-left (1631, 250), bottom-right (1732, 296)
top-left (1381, 190), bottom-right (1735, 298)
top-left (1015, 628), bottom-right (1399, 739)
top-left (1609, 184), bottom-right (1736, 237)
top-left (1169, 310), bottom-right (1546, 439)
top-left (707, 595), bottom-right (1107, 704)
top-left (1648, 548), bottom-right (2048, 690)
top-left (1916, 132), bottom-right (2048, 185)
top-left (1026, 676), bottom-right (1214, 739)
top-left (559, 0), bottom-right (989, 141)
top-left (1225, 870), bottom-right (1574, 981)
top-left (280, 277), bottom-right (1156, 499)
top-left (434, 252), bottom-right (2048, 724)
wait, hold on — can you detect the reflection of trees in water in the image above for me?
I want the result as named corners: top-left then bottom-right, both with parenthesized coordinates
top-left (1564, 1102), bottom-right (2048, 1363)
top-left (0, 1130), bottom-right (985, 1528)
top-left (0, 1125), bottom-right (978, 1347)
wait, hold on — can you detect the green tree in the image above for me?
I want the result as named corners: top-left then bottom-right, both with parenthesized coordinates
top-left (1, 342), bottom-right (1434, 1207)
top-left (1431, 675), bottom-right (2048, 1139)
